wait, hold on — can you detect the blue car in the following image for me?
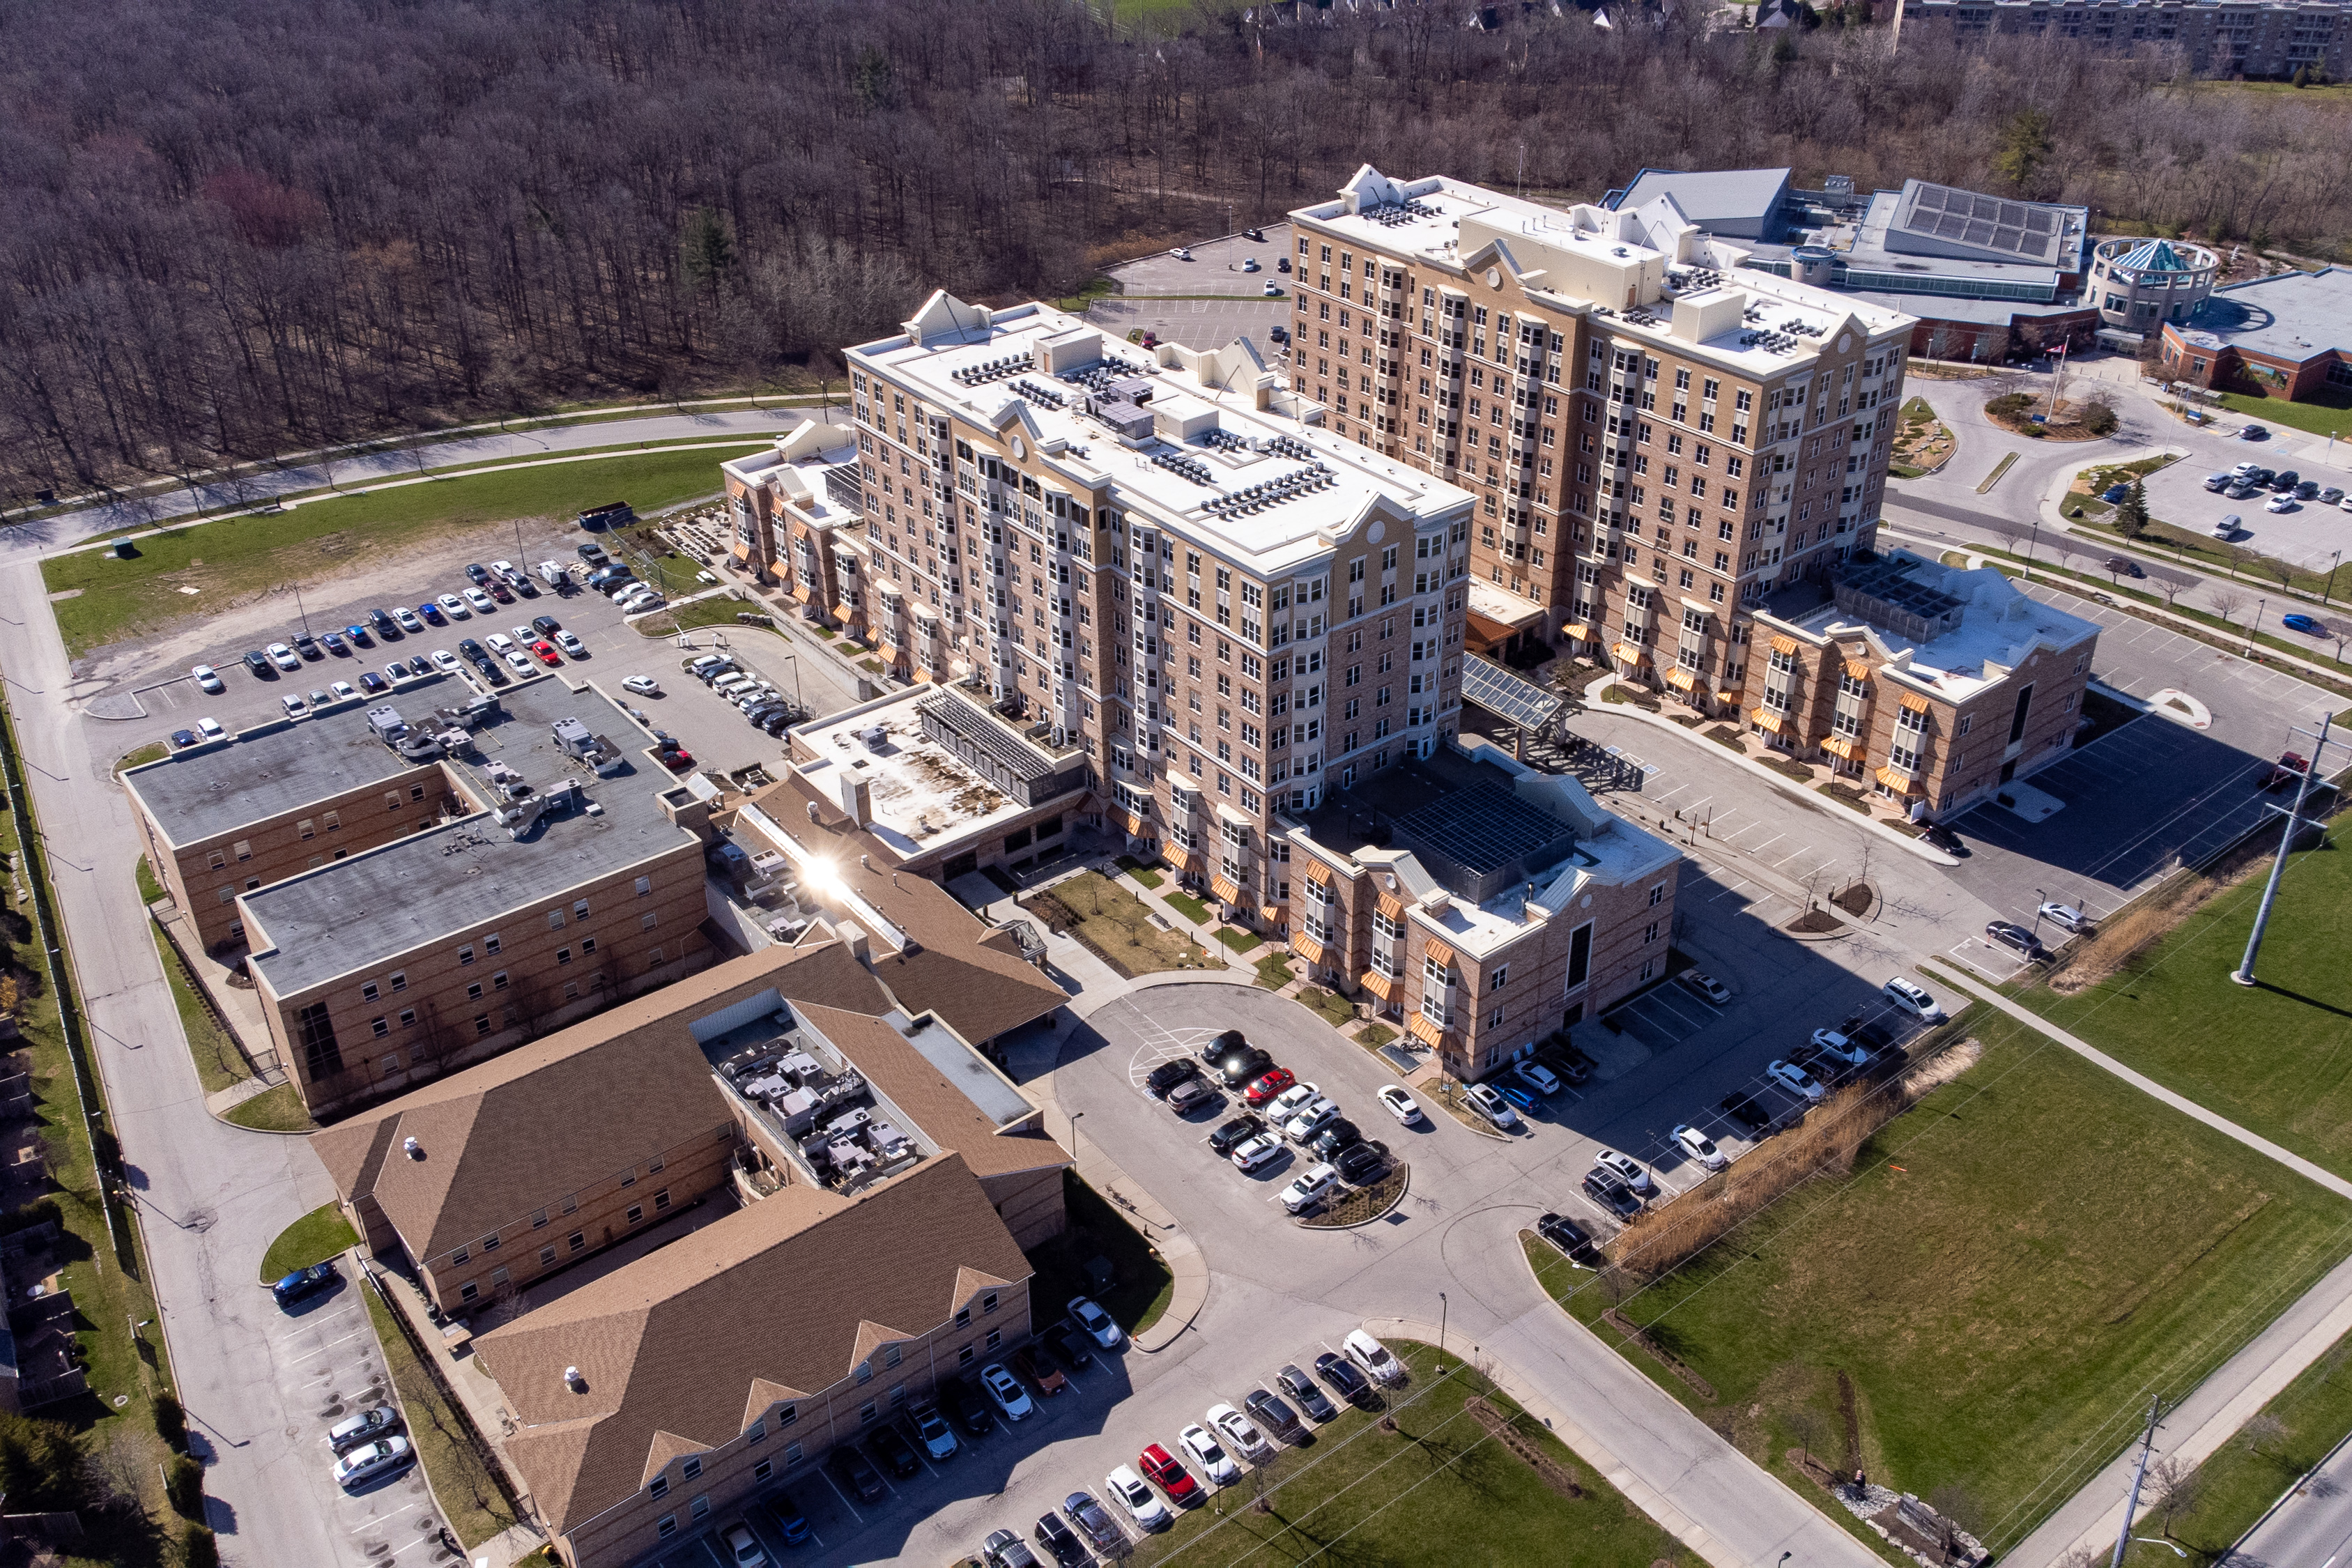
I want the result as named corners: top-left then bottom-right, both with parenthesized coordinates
top-left (345, 623), bottom-right (372, 647)
top-left (2241, 424), bottom-right (2269, 440)
top-left (418, 601), bottom-right (445, 626)
top-left (1496, 1083), bottom-right (1539, 1112)
top-left (272, 1261), bottom-right (337, 1309)
top-left (2101, 485), bottom-right (2128, 503)
top-left (2284, 613), bottom-right (2326, 635)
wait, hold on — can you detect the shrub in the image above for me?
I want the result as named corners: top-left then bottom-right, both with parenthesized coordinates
top-left (0, 1411), bottom-right (90, 1512)
top-left (2079, 399), bottom-right (2119, 436)
top-left (166, 1453), bottom-right (204, 1518)
top-left (1986, 391), bottom-right (2034, 418)
top-left (180, 1522), bottom-right (220, 1568)
top-left (154, 1392), bottom-right (187, 1451)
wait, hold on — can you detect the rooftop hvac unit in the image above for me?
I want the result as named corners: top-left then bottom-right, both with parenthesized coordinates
top-left (564, 1367), bottom-right (585, 1392)
top-left (403, 1137), bottom-right (423, 1158)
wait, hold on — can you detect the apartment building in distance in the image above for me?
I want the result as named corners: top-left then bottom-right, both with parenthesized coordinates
top-left (126, 675), bottom-right (714, 1120)
top-left (314, 944), bottom-right (1064, 1568)
top-left (1738, 551), bottom-right (2100, 815)
top-left (1282, 165), bottom-right (1916, 718)
top-left (1901, 0), bottom-right (2351, 80)
top-left (724, 292), bottom-right (1480, 935)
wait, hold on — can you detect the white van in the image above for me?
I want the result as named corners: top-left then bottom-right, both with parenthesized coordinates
top-left (536, 560), bottom-right (567, 586)
top-left (1882, 976), bottom-right (1944, 1023)
top-left (712, 674), bottom-right (755, 698)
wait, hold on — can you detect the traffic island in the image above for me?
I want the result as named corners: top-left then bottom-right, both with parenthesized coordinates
top-left (1299, 1163), bottom-right (1408, 1229)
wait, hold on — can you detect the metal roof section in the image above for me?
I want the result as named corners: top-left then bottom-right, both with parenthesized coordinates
top-left (1609, 168), bottom-right (1794, 240)
top-left (1887, 180), bottom-right (2075, 268)
top-left (1459, 655), bottom-right (1565, 735)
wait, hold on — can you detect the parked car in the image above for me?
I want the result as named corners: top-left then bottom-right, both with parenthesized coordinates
top-left (1031, 1509), bottom-right (1085, 1566)
top-left (1719, 1092), bottom-right (1770, 1131)
top-left (1308, 1119), bottom-right (1362, 1159)
top-left (463, 587), bottom-right (496, 613)
top-left (1208, 1114), bottom-right (1264, 1156)
top-left (190, 662), bottom-right (224, 693)
top-left (764, 1495), bottom-right (811, 1546)
top-left (1583, 1169), bottom-right (1643, 1218)
top-left (715, 1522), bottom-right (767, 1568)
top-left (622, 674), bottom-right (661, 695)
top-left (1063, 1490), bottom-right (1127, 1552)
top-left (167, 728), bottom-right (197, 749)
top-left (865, 1420), bottom-right (921, 1477)
top-left (1592, 1148), bottom-right (1652, 1194)
top-left (241, 650), bottom-right (272, 676)
top-left (197, 716), bottom-right (226, 741)
top-left (829, 1442), bottom-right (886, 1502)
top-left (1923, 821), bottom-right (1965, 854)
top-left (2266, 493), bottom-right (2298, 514)
top-left (1376, 1084), bottom-right (1423, 1125)
top-left (1167, 1078), bottom-right (1217, 1114)
top-left (1811, 1029), bottom-right (1870, 1066)
top-left (1230, 1134), bottom-right (1283, 1173)
top-left (1882, 976), bottom-right (1944, 1022)
top-left (2203, 472), bottom-right (2232, 492)
top-left (1216, 1047), bottom-right (1275, 1088)
top-left (1277, 1362), bottom-right (1337, 1423)
top-left (2038, 900), bottom-right (2091, 932)
top-left (1312, 1351), bottom-right (1371, 1404)
top-left (1344, 1329), bottom-right (1406, 1386)
top-left (941, 1376), bottom-right (996, 1437)
top-left (332, 1436), bottom-right (412, 1489)
top-left (1537, 1212), bottom-right (1601, 1266)
top-left (2241, 422), bottom-right (2269, 440)
top-left (909, 1401), bottom-right (959, 1461)
top-left (1463, 1082), bottom-right (1520, 1130)
top-left (1169, 247), bottom-right (1192, 261)
top-left (1208, 1402), bottom-right (1274, 1463)
top-left (1496, 1082), bottom-right (1539, 1113)
top-left (1137, 1443), bottom-right (1201, 1504)
top-left (1282, 1096), bottom-right (1340, 1142)
top-left (1267, 1081), bottom-right (1320, 1119)
top-left (279, 693), bottom-right (309, 720)
top-left (1673, 1123), bottom-right (1728, 1171)
top-left (1678, 969), bottom-right (1733, 1004)
top-left (1178, 1424), bottom-right (1242, 1486)
top-left (981, 1362), bottom-right (1035, 1421)
top-left (2214, 514), bottom-right (2243, 538)
top-left (1042, 1321), bottom-right (1094, 1370)
top-left (1335, 1143), bottom-right (1386, 1184)
top-left (1512, 1061), bottom-right (1562, 1098)
top-left (266, 641), bottom-right (301, 671)
top-left (1070, 1296), bottom-right (1123, 1349)
top-left (1245, 1067), bottom-right (1297, 1106)
top-left (2284, 613), bottom-right (2326, 636)
top-left (1105, 1466), bottom-right (1171, 1530)
top-left (292, 632), bottom-right (321, 659)
top-left (368, 607), bottom-right (399, 637)
top-left (1244, 1386), bottom-right (1304, 1442)
top-left (1145, 1057), bottom-right (1200, 1098)
top-left (436, 592), bottom-right (469, 619)
top-left (1767, 1059), bottom-right (1825, 1101)
top-left (1012, 1345), bottom-right (1067, 1397)
top-left (1280, 1162), bottom-right (1341, 1213)
top-left (1985, 920), bottom-right (2047, 960)
top-left (358, 671), bottom-right (386, 693)
top-left (394, 606), bottom-right (425, 633)
top-left (328, 1406), bottom-right (400, 1454)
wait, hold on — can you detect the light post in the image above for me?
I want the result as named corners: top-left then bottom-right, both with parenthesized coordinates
top-left (1438, 1291), bottom-right (1449, 1372)
top-left (2031, 888), bottom-right (2047, 945)
top-left (2250, 596), bottom-right (2266, 656)
top-left (2321, 550), bottom-right (2342, 608)
top-left (2131, 1542), bottom-right (2188, 1560)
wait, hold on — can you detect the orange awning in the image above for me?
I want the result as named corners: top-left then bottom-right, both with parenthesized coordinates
top-left (1715, 687), bottom-right (1744, 702)
top-left (1663, 667), bottom-right (1697, 692)
top-left (1751, 707), bottom-right (1785, 734)
top-left (1898, 690), bottom-right (1932, 714)
top-left (1769, 633), bottom-right (1799, 656)
top-left (1843, 659), bottom-right (1873, 682)
top-left (879, 645), bottom-right (900, 667)
top-left (1292, 932), bottom-right (1325, 965)
top-left (1305, 859), bottom-right (1334, 886)
top-left (1422, 938), bottom-right (1455, 968)
top-left (1260, 904), bottom-right (1286, 925)
top-left (1376, 892), bottom-right (1404, 921)
top-left (1875, 764), bottom-right (1919, 792)
top-left (1821, 735), bottom-right (1865, 761)
top-left (1163, 843), bottom-right (1193, 871)
top-left (1360, 969), bottom-right (1398, 1001)
top-left (1210, 875), bottom-right (1242, 904)
top-left (1560, 622), bottom-right (1592, 642)
top-left (1612, 641), bottom-right (1647, 666)
top-left (1406, 1012), bottom-right (1446, 1047)
top-left (1110, 808), bottom-right (1146, 835)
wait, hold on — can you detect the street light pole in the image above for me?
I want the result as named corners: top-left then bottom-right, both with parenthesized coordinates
top-left (1438, 1291), bottom-right (1449, 1372)
top-left (2232, 714), bottom-right (2332, 987)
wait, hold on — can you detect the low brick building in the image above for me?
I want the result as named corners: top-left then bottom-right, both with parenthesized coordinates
top-left (1739, 553), bottom-right (2100, 817)
top-left (1283, 739), bottom-right (1681, 1079)
top-left (2162, 267), bottom-right (2352, 403)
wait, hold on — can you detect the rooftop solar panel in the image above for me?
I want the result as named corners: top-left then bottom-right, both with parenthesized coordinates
top-left (1460, 655), bottom-right (1565, 733)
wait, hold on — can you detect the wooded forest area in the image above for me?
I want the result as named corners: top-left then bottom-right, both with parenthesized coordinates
top-left (2, 0), bottom-right (2346, 504)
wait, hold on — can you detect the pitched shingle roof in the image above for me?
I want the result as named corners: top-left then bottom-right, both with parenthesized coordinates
top-left (476, 1153), bottom-right (1029, 1532)
top-left (792, 1002), bottom-right (1068, 1182)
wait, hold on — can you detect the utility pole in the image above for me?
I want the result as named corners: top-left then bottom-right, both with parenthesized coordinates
top-left (2109, 1397), bottom-right (2165, 1568)
top-left (2233, 714), bottom-right (2333, 986)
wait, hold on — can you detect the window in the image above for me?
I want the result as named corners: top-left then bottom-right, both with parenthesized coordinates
top-left (484, 932), bottom-right (500, 955)
top-left (398, 1008), bottom-right (416, 1029)
top-left (1649, 883), bottom-right (1666, 907)
top-left (574, 898), bottom-right (591, 919)
top-left (656, 1516), bottom-right (677, 1540)
top-left (459, 1282), bottom-right (479, 1302)
top-left (474, 1014), bottom-right (493, 1036)
top-left (389, 971), bottom-right (406, 992)
top-left (753, 1459), bottom-right (774, 1482)
top-left (452, 1245), bottom-right (470, 1265)
top-left (982, 1290), bottom-right (1000, 1314)
top-left (653, 1188), bottom-right (671, 1212)
top-left (371, 1017), bottom-right (389, 1038)
top-left (626, 1204), bottom-right (644, 1224)
top-left (547, 909), bottom-right (565, 930)
top-left (539, 1246), bottom-right (555, 1266)
top-left (681, 1457), bottom-right (701, 1480)
top-left (690, 1498), bottom-right (709, 1522)
top-left (569, 1230), bottom-right (585, 1252)
top-left (641, 912), bottom-right (659, 931)
top-left (556, 947), bottom-right (571, 965)
top-left (986, 1328), bottom-right (1002, 1350)
top-left (635, 875), bottom-right (653, 896)
top-left (650, 1476), bottom-right (670, 1500)
top-left (362, 982), bottom-right (380, 1003)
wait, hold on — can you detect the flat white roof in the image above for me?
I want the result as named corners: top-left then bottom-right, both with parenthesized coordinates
top-left (1791, 560), bottom-right (2100, 704)
top-left (794, 689), bottom-right (1051, 860)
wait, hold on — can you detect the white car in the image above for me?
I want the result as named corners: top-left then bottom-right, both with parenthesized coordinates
top-left (1262, 280), bottom-right (1282, 297)
top-left (622, 675), bottom-right (661, 696)
top-left (1105, 1465), bottom-right (1171, 1530)
top-left (1768, 1059), bottom-right (1825, 1101)
top-left (1178, 1424), bottom-right (1242, 1486)
top-left (436, 592), bottom-right (469, 620)
top-left (503, 650), bottom-right (533, 675)
top-left (197, 716), bottom-right (226, 741)
top-left (486, 632), bottom-right (514, 653)
top-left (394, 606), bottom-right (425, 633)
top-left (332, 1435), bottom-right (412, 1489)
top-left (190, 663), bottom-right (224, 693)
top-left (2265, 493), bottom-right (2297, 513)
top-left (979, 1362), bottom-right (1033, 1421)
top-left (429, 649), bottom-right (461, 672)
top-left (1282, 1097), bottom-right (1339, 1142)
top-left (1267, 1081), bottom-right (1321, 1120)
top-left (1206, 1402), bottom-right (1273, 1463)
top-left (328, 680), bottom-right (358, 701)
top-left (1344, 1329), bottom-right (1406, 1386)
top-left (1882, 977), bottom-right (1944, 1022)
top-left (719, 1522), bottom-right (767, 1568)
top-left (1069, 1295), bottom-right (1123, 1349)
top-left (1673, 1123), bottom-right (1727, 1172)
top-left (490, 559), bottom-right (523, 585)
top-left (1376, 1084), bottom-right (1422, 1125)
top-left (1592, 1148), bottom-right (1652, 1194)
top-left (1230, 1135), bottom-right (1282, 1173)
top-left (1512, 1061), bottom-right (1562, 1098)
top-left (1463, 1082), bottom-right (1519, 1130)
top-left (2038, 900), bottom-right (2090, 933)
top-left (279, 693), bottom-right (309, 719)
top-left (1280, 1162), bottom-right (1340, 1213)
top-left (554, 630), bottom-right (587, 656)
top-left (1170, 246), bottom-right (1192, 261)
top-left (463, 587), bottom-right (496, 613)
top-left (1811, 1029), bottom-right (1870, 1066)
top-left (1678, 969), bottom-right (1733, 1005)
top-left (266, 642), bottom-right (301, 671)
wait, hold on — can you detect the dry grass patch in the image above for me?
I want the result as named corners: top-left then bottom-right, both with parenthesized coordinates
top-left (1020, 872), bottom-right (1213, 978)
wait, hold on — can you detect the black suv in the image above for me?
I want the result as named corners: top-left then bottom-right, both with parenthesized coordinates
top-left (1537, 1212), bottom-right (1601, 1266)
top-left (2272, 468), bottom-right (2301, 492)
top-left (1208, 1114), bottom-right (1264, 1157)
top-left (1199, 1027), bottom-right (1249, 1063)
top-left (532, 615), bottom-right (560, 636)
top-left (941, 1374), bottom-right (995, 1436)
top-left (1217, 1047), bottom-right (1275, 1088)
top-left (243, 650), bottom-right (272, 677)
top-left (1309, 1119), bottom-right (1362, 1159)
top-left (1244, 1387), bottom-right (1303, 1440)
top-left (865, 1422), bottom-right (921, 1478)
top-left (1277, 1362), bottom-right (1337, 1423)
top-left (1145, 1058), bottom-right (1199, 1098)
top-left (1313, 1351), bottom-right (1371, 1404)
top-left (1583, 1170), bottom-right (1642, 1219)
top-left (829, 1443), bottom-right (885, 1502)
top-left (1719, 1092), bottom-right (1770, 1132)
top-left (1335, 1143), bottom-right (1385, 1184)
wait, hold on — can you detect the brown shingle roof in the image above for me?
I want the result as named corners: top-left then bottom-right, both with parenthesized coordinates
top-left (311, 941), bottom-right (891, 1264)
top-left (792, 1002), bottom-right (1069, 1182)
top-left (477, 1153), bottom-right (1028, 1533)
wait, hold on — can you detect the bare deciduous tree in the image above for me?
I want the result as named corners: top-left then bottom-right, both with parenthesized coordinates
top-left (2206, 586), bottom-right (2249, 630)
top-left (2146, 1454), bottom-right (2206, 1538)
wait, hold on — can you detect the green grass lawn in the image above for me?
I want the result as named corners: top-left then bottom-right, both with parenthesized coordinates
top-left (2217, 387), bottom-right (2352, 440)
top-left (1295, 987), bottom-right (1358, 1030)
top-left (43, 443), bottom-right (764, 654)
top-left (258, 1202), bottom-right (357, 1284)
top-left (223, 1080), bottom-right (316, 1132)
top-left (1252, 951), bottom-right (1293, 990)
top-left (1026, 872), bottom-right (1212, 978)
top-left (2121, 1327), bottom-right (2352, 1564)
top-left (1132, 1340), bottom-right (1693, 1567)
top-left (134, 856), bottom-right (163, 904)
top-left (631, 594), bottom-right (747, 638)
top-left (359, 1275), bottom-right (521, 1548)
top-left (1026, 1172), bottom-right (1174, 1335)
top-left (150, 927), bottom-right (253, 1094)
top-left (1215, 925), bottom-right (1264, 954)
top-left (1163, 887), bottom-right (1210, 923)
top-left (2019, 838), bottom-right (2352, 1177)
top-left (1539, 1015), bottom-right (2352, 1558)
top-left (1116, 855), bottom-right (1164, 889)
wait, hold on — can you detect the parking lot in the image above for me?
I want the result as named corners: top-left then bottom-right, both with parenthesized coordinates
top-left (2124, 438), bottom-right (2352, 567)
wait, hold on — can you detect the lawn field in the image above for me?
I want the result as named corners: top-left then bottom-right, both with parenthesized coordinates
top-left (1534, 1015), bottom-right (2352, 1558)
top-left (41, 441), bottom-right (764, 654)
top-left (258, 1202), bottom-right (358, 1284)
top-left (2217, 387), bottom-right (2352, 439)
top-left (1134, 1341), bottom-right (1694, 1568)
top-left (1023, 872), bottom-right (1213, 977)
top-left (2022, 836), bottom-right (2352, 1177)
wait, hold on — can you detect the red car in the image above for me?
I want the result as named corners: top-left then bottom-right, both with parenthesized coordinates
top-left (486, 580), bottom-right (513, 602)
top-left (657, 744), bottom-right (694, 773)
top-left (529, 639), bottom-right (562, 666)
top-left (1137, 1443), bottom-right (1199, 1503)
top-left (1011, 1345), bottom-right (1066, 1395)
top-left (1243, 1068), bottom-right (1296, 1107)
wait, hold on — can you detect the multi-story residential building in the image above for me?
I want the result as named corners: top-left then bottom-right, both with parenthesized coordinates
top-left (1737, 551), bottom-right (2100, 815)
top-left (728, 292), bottom-right (1479, 936)
top-left (1286, 736), bottom-right (1680, 1079)
top-left (1902, 0), bottom-right (2351, 80)
top-left (127, 675), bottom-right (716, 1119)
top-left (1283, 165), bottom-right (1916, 718)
